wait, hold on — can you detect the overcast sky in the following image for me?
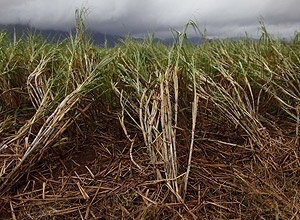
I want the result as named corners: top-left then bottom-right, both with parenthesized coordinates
top-left (0, 0), bottom-right (299, 39)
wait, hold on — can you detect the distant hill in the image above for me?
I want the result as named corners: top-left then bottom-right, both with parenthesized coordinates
top-left (0, 24), bottom-right (125, 47)
top-left (1, 24), bottom-right (247, 47)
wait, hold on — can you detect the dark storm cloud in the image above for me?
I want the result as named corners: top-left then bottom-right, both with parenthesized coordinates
top-left (0, 0), bottom-right (299, 38)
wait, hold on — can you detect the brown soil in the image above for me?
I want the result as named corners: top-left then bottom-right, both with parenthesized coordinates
top-left (0, 108), bottom-right (300, 220)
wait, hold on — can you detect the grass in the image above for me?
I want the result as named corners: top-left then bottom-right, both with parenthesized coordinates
top-left (0, 12), bottom-right (300, 219)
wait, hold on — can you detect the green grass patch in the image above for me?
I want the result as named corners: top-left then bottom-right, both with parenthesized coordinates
top-left (0, 13), bottom-right (300, 219)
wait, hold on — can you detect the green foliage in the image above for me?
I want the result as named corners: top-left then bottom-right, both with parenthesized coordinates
top-left (0, 17), bottom-right (300, 219)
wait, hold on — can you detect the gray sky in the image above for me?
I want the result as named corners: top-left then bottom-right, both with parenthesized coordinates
top-left (0, 0), bottom-right (299, 39)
